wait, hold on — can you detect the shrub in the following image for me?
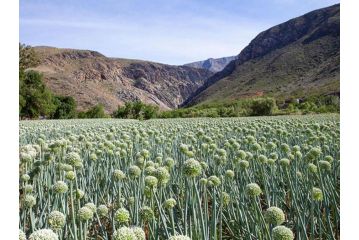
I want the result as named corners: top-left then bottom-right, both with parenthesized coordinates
top-left (249, 98), bottom-right (277, 116)
top-left (112, 101), bottom-right (159, 120)
top-left (78, 104), bottom-right (108, 119)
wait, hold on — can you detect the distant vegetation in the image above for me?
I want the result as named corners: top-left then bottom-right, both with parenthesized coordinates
top-left (284, 95), bottom-right (340, 114)
top-left (112, 101), bottom-right (159, 120)
top-left (160, 98), bottom-right (277, 118)
top-left (159, 96), bottom-right (339, 119)
top-left (78, 104), bottom-right (109, 119)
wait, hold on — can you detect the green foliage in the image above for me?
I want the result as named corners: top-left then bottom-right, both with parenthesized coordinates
top-left (112, 101), bottom-right (159, 120)
top-left (284, 95), bottom-right (340, 114)
top-left (161, 96), bottom-right (339, 119)
top-left (19, 43), bottom-right (40, 71)
top-left (51, 96), bottom-right (77, 119)
top-left (78, 104), bottom-right (108, 119)
top-left (142, 104), bottom-right (159, 120)
top-left (20, 70), bottom-right (56, 118)
top-left (19, 43), bottom-right (50, 118)
top-left (249, 98), bottom-right (278, 116)
top-left (160, 98), bottom-right (278, 118)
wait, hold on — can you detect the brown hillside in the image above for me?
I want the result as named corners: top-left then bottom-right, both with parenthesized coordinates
top-left (31, 47), bottom-right (214, 112)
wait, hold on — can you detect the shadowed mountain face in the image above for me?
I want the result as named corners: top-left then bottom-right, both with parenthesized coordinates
top-left (183, 4), bottom-right (340, 106)
top-left (31, 47), bottom-right (214, 112)
top-left (184, 56), bottom-right (237, 72)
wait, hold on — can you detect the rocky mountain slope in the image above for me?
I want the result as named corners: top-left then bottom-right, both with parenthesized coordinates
top-left (183, 4), bottom-right (340, 106)
top-left (184, 56), bottom-right (237, 72)
top-left (31, 47), bottom-right (214, 112)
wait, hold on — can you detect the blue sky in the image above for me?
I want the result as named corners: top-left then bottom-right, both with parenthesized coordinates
top-left (20, 0), bottom-right (339, 65)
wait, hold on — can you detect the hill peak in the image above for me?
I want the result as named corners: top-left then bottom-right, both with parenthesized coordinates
top-left (183, 4), bottom-right (340, 106)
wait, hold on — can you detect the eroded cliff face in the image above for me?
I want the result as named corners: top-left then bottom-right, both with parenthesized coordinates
top-left (183, 4), bottom-right (340, 106)
top-left (32, 47), bottom-right (214, 112)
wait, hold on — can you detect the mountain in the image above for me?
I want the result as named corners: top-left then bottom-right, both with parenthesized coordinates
top-left (31, 47), bottom-right (214, 112)
top-left (183, 4), bottom-right (340, 107)
top-left (184, 56), bottom-right (237, 72)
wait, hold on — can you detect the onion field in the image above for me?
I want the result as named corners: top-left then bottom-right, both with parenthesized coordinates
top-left (19, 115), bottom-right (340, 240)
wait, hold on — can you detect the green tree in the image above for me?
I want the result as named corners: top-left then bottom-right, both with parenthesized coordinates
top-left (19, 70), bottom-right (26, 113)
top-left (112, 102), bottom-right (135, 119)
top-left (131, 101), bottom-right (144, 119)
top-left (19, 43), bottom-right (40, 71)
top-left (20, 43), bottom-right (41, 116)
top-left (20, 71), bottom-right (55, 118)
top-left (142, 104), bottom-right (159, 119)
top-left (52, 96), bottom-right (77, 119)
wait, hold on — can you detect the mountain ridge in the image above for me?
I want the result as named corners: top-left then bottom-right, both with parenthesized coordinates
top-left (183, 3), bottom-right (340, 106)
top-left (184, 56), bottom-right (237, 72)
